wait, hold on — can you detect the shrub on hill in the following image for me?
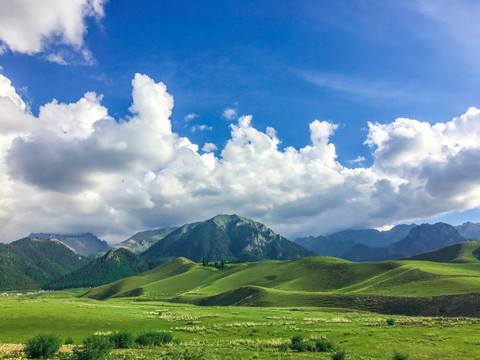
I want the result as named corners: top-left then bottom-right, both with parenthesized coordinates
top-left (73, 335), bottom-right (112, 360)
top-left (166, 347), bottom-right (206, 360)
top-left (316, 339), bottom-right (335, 352)
top-left (386, 318), bottom-right (395, 326)
top-left (109, 331), bottom-right (134, 349)
top-left (289, 334), bottom-right (337, 353)
top-left (331, 349), bottom-right (346, 360)
top-left (392, 352), bottom-right (410, 360)
top-left (289, 335), bottom-right (314, 352)
top-left (135, 331), bottom-right (173, 346)
top-left (24, 333), bottom-right (61, 359)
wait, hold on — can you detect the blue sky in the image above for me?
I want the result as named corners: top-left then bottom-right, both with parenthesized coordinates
top-left (0, 0), bottom-right (480, 242)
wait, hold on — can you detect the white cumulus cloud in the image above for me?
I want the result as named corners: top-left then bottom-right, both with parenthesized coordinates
top-left (191, 124), bottom-right (212, 132)
top-left (1, 72), bottom-right (480, 243)
top-left (348, 156), bottom-right (366, 164)
top-left (0, 0), bottom-right (107, 63)
top-left (184, 113), bottom-right (198, 122)
top-left (202, 143), bottom-right (218, 152)
top-left (222, 107), bottom-right (238, 121)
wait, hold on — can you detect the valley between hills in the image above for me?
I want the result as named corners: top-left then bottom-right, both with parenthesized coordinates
top-left (1, 214), bottom-right (480, 359)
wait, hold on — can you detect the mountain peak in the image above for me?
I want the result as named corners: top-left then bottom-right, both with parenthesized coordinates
top-left (212, 214), bottom-right (246, 225)
top-left (103, 249), bottom-right (117, 261)
top-left (143, 214), bottom-right (313, 262)
top-left (28, 232), bottom-right (108, 256)
top-left (111, 227), bottom-right (177, 254)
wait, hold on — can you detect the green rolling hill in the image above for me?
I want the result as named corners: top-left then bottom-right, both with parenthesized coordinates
top-left (82, 253), bottom-right (480, 316)
top-left (406, 241), bottom-right (480, 263)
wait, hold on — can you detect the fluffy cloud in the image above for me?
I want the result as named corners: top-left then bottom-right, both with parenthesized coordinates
top-left (191, 124), bottom-right (212, 132)
top-left (348, 156), bottom-right (366, 164)
top-left (0, 0), bottom-right (106, 63)
top-left (222, 108), bottom-right (238, 121)
top-left (202, 143), bottom-right (218, 152)
top-left (1, 72), bottom-right (480, 243)
top-left (184, 113), bottom-right (198, 122)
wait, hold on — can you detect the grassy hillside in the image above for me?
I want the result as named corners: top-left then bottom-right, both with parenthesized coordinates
top-left (82, 257), bottom-right (206, 300)
top-left (82, 255), bottom-right (480, 316)
top-left (407, 241), bottom-right (480, 263)
top-left (44, 248), bottom-right (149, 290)
top-left (0, 238), bottom-right (91, 290)
top-left (0, 244), bottom-right (39, 290)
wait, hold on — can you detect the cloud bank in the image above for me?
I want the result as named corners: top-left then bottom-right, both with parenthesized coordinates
top-left (1, 72), bottom-right (480, 242)
top-left (0, 0), bottom-right (107, 63)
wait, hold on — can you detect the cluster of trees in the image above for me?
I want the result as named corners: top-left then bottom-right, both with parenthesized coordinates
top-left (201, 258), bottom-right (225, 269)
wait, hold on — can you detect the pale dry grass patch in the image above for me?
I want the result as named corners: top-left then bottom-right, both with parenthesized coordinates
top-left (228, 338), bottom-right (285, 349)
top-left (303, 316), bottom-right (351, 324)
top-left (0, 344), bottom-right (75, 359)
top-left (173, 325), bottom-right (213, 334)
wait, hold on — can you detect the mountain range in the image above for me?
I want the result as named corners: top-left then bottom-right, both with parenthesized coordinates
top-left (0, 214), bottom-right (313, 290)
top-left (110, 227), bottom-right (177, 254)
top-left (29, 232), bottom-right (109, 256)
top-left (296, 222), bottom-right (480, 261)
top-left (1, 215), bottom-right (480, 291)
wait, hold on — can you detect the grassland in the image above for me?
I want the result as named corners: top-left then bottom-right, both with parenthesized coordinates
top-left (1, 290), bottom-right (480, 359)
top-left (2, 255), bottom-right (480, 359)
top-left (81, 256), bottom-right (480, 317)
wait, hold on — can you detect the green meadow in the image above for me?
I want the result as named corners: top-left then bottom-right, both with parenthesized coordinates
top-left (1, 255), bottom-right (480, 359)
top-left (1, 291), bottom-right (480, 359)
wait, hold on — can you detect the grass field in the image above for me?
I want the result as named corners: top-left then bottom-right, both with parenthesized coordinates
top-left (1, 290), bottom-right (480, 359)
top-left (81, 256), bottom-right (480, 317)
top-left (2, 256), bottom-right (480, 359)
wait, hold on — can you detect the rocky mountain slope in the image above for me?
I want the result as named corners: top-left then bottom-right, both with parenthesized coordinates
top-left (142, 214), bottom-right (314, 262)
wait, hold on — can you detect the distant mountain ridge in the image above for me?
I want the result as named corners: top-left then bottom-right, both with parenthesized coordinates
top-left (111, 227), bottom-right (176, 254)
top-left (143, 214), bottom-right (314, 262)
top-left (298, 222), bottom-right (474, 262)
top-left (455, 222), bottom-right (480, 240)
top-left (342, 223), bottom-right (469, 261)
top-left (296, 224), bottom-right (415, 258)
top-left (29, 232), bottom-right (108, 257)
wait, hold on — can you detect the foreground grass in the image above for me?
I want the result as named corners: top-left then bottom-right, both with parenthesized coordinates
top-left (1, 290), bottom-right (480, 359)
